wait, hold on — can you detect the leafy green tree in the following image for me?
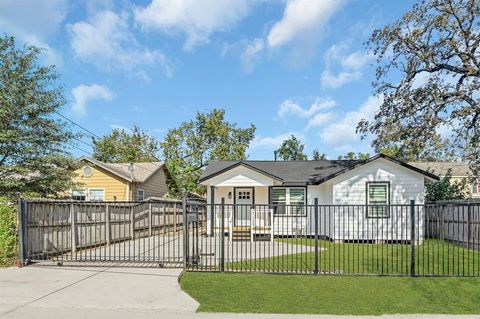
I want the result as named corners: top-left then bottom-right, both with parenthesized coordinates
top-left (276, 135), bottom-right (307, 160)
top-left (161, 109), bottom-right (256, 195)
top-left (0, 35), bottom-right (78, 198)
top-left (425, 171), bottom-right (467, 202)
top-left (312, 148), bottom-right (327, 160)
top-left (358, 0), bottom-right (480, 169)
top-left (337, 152), bottom-right (370, 160)
top-left (0, 199), bottom-right (17, 265)
top-left (92, 126), bottom-right (161, 163)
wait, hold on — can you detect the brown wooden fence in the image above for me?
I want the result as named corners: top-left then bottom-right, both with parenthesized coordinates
top-left (19, 198), bottom-right (205, 265)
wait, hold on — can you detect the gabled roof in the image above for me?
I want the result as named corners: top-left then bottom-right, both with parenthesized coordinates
top-left (79, 156), bottom-right (165, 183)
top-left (199, 154), bottom-right (439, 185)
top-left (409, 161), bottom-right (474, 177)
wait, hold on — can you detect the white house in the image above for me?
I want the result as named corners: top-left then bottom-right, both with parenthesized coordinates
top-left (199, 154), bottom-right (438, 242)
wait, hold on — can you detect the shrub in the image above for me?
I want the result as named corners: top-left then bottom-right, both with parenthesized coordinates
top-left (0, 200), bottom-right (18, 266)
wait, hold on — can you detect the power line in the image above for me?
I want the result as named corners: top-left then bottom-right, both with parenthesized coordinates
top-left (57, 110), bottom-right (165, 176)
top-left (54, 110), bottom-right (100, 139)
top-left (67, 142), bottom-right (94, 157)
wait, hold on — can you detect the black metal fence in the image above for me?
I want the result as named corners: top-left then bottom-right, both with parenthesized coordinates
top-left (19, 198), bottom-right (480, 276)
top-left (185, 200), bottom-right (480, 277)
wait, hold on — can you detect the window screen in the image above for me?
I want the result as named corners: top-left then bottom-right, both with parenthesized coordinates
top-left (89, 189), bottom-right (104, 201)
top-left (367, 183), bottom-right (389, 218)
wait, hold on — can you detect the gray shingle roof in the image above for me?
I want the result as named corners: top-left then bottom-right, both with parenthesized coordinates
top-left (409, 162), bottom-right (474, 177)
top-left (80, 157), bottom-right (165, 182)
top-left (200, 154), bottom-right (440, 185)
top-left (200, 160), bottom-right (361, 185)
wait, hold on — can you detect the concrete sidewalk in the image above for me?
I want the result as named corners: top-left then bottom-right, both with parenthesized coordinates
top-left (0, 266), bottom-right (478, 319)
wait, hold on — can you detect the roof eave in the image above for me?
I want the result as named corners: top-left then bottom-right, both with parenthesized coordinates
top-left (199, 161), bottom-right (284, 184)
top-left (312, 153), bottom-right (439, 185)
top-left (79, 156), bottom-right (133, 182)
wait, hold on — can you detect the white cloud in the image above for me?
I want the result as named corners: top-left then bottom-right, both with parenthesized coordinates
top-left (72, 84), bottom-right (115, 116)
top-left (250, 132), bottom-right (303, 150)
top-left (0, 0), bottom-right (68, 38)
top-left (277, 98), bottom-right (336, 119)
top-left (241, 38), bottom-right (264, 73)
top-left (134, 0), bottom-right (252, 51)
top-left (320, 70), bottom-right (362, 89)
top-left (306, 112), bottom-right (335, 130)
top-left (342, 51), bottom-right (374, 70)
top-left (320, 95), bottom-right (383, 151)
top-left (321, 41), bottom-right (374, 88)
top-left (109, 124), bottom-right (131, 132)
top-left (267, 0), bottom-right (343, 49)
top-left (68, 10), bottom-right (172, 76)
top-left (0, 0), bottom-right (67, 67)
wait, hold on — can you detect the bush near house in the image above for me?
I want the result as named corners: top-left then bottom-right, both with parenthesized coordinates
top-left (0, 200), bottom-right (18, 266)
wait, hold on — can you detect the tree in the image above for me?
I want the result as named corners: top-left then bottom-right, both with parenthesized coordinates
top-left (276, 135), bottom-right (307, 161)
top-left (312, 148), bottom-right (327, 160)
top-left (337, 152), bottom-right (370, 160)
top-left (358, 0), bottom-right (480, 168)
top-left (92, 126), bottom-right (160, 163)
top-left (425, 171), bottom-right (467, 201)
top-left (161, 109), bottom-right (256, 195)
top-left (0, 35), bottom-right (78, 198)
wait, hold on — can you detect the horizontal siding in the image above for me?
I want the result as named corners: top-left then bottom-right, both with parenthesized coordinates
top-left (137, 167), bottom-right (169, 200)
top-left (331, 158), bottom-right (425, 240)
top-left (74, 164), bottom-right (129, 201)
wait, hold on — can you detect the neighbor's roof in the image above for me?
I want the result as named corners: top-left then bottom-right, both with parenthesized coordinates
top-left (79, 156), bottom-right (165, 183)
top-left (409, 162), bottom-right (474, 177)
top-left (199, 154), bottom-right (439, 185)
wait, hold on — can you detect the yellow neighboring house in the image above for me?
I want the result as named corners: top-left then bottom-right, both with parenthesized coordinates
top-left (409, 162), bottom-right (479, 198)
top-left (71, 156), bottom-right (170, 201)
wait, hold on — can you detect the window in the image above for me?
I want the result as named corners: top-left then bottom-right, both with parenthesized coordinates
top-left (367, 182), bottom-right (389, 218)
top-left (71, 189), bottom-right (86, 201)
top-left (237, 191), bottom-right (251, 200)
top-left (137, 189), bottom-right (145, 201)
top-left (472, 181), bottom-right (480, 194)
top-left (89, 189), bottom-right (104, 201)
top-left (83, 166), bottom-right (93, 177)
top-left (271, 187), bottom-right (305, 215)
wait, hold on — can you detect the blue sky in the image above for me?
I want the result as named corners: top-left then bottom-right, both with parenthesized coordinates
top-left (0, 0), bottom-right (417, 160)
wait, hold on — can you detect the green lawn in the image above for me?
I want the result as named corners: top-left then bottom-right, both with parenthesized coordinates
top-left (226, 238), bottom-right (480, 276)
top-left (181, 272), bottom-right (480, 315)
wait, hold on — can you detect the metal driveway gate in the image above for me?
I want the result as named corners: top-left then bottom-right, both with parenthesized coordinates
top-left (18, 198), bottom-right (204, 267)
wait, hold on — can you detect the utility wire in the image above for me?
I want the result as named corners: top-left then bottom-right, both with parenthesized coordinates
top-left (56, 111), bottom-right (165, 176)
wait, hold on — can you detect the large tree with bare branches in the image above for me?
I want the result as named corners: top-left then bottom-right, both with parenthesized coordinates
top-left (358, 0), bottom-right (480, 167)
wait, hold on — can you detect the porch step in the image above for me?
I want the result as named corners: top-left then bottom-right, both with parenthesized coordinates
top-left (232, 226), bottom-right (251, 241)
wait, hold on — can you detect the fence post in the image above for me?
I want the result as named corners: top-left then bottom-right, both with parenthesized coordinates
top-left (17, 198), bottom-right (27, 266)
top-left (148, 202), bottom-right (153, 237)
top-left (210, 186), bottom-right (215, 237)
top-left (70, 203), bottom-right (77, 255)
top-left (105, 203), bottom-right (111, 245)
top-left (410, 199), bottom-right (416, 277)
top-left (220, 197), bottom-right (225, 272)
top-left (173, 203), bottom-right (177, 233)
top-left (467, 203), bottom-right (472, 250)
top-left (314, 198), bottom-right (319, 275)
top-left (182, 196), bottom-right (188, 270)
top-left (130, 205), bottom-right (134, 240)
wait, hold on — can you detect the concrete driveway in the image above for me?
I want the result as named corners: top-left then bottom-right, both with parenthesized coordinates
top-left (1, 265), bottom-right (479, 319)
top-left (0, 265), bottom-right (198, 319)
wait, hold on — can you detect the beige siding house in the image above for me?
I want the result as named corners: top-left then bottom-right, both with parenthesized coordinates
top-left (409, 162), bottom-right (479, 198)
top-left (72, 156), bottom-right (170, 201)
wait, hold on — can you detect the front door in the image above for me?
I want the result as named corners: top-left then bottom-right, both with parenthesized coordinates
top-left (234, 188), bottom-right (253, 226)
